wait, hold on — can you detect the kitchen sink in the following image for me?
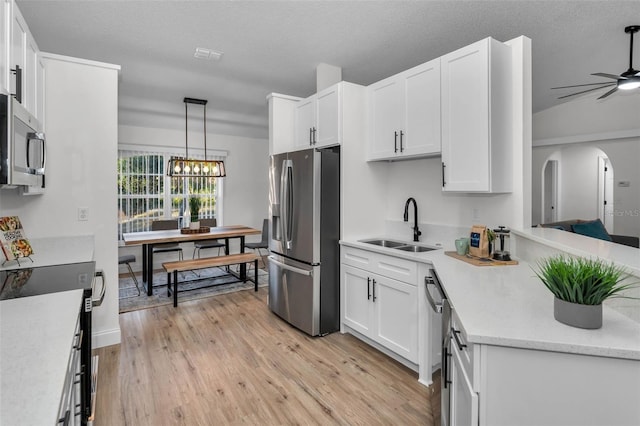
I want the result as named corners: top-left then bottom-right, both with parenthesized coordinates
top-left (394, 245), bottom-right (438, 252)
top-left (359, 239), bottom-right (407, 248)
top-left (359, 239), bottom-right (439, 253)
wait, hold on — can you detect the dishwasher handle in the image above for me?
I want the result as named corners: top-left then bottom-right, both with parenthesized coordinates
top-left (425, 268), bottom-right (445, 314)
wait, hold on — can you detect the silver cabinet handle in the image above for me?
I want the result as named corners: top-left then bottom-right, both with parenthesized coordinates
top-left (399, 130), bottom-right (404, 152)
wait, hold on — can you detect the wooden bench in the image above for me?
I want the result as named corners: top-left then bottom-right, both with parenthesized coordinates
top-left (163, 252), bottom-right (259, 307)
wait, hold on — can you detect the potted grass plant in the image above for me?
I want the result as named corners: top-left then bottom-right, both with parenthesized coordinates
top-left (189, 197), bottom-right (201, 230)
top-left (534, 255), bottom-right (637, 329)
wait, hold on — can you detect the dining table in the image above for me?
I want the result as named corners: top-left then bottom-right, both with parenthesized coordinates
top-left (122, 224), bottom-right (261, 296)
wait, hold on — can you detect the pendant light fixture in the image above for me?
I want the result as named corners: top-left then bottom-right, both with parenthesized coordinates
top-left (167, 97), bottom-right (226, 178)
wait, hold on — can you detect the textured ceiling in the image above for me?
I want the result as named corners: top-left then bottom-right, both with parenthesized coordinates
top-left (16, 0), bottom-right (640, 140)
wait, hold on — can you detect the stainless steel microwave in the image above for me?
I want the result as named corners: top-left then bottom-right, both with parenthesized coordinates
top-left (0, 93), bottom-right (46, 188)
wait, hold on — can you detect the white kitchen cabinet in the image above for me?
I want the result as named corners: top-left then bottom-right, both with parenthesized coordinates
top-left (441, 37), bottom-right (512, 193)
top-left (341, 246), bottom-right (418, 363)
top-left (368, 58), bottom-right (441, 161)
top-left (294, 83), bottom-right (341, 150)
top-left (2, 0), bottom-right (41, 117)
top-left (267, 93), bottom-right (301, 155)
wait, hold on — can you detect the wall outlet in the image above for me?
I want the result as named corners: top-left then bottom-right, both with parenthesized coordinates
top-left (78, 207), bottom-right (89, 221)
top-left (472, 208), bottom-right (480, 222)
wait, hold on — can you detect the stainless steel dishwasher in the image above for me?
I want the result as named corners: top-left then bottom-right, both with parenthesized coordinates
top-left (424, 268), bottom-right (450, 426)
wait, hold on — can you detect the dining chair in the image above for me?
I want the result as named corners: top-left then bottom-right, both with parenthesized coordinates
top-left (151, 219), bottom-right (183, 260)
top-left (192, 218), bottom-right (226, 258)
top-left (245, 218), bottom-right (269, 270)
top-left (118, 254), bottom-right (141, 297)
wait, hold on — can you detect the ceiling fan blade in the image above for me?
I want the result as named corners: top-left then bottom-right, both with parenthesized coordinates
top-left (551, 82), bottom-right (614, 90)
top-left (557, 83), bottom-right (616, 99)
top-left (591, 72), bottom-right (622, 80)
top-left (597, 86), bottom-right (618, 99)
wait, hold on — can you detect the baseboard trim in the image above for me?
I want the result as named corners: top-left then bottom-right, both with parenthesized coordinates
top-left (92, 327), bottom-right (121, 349)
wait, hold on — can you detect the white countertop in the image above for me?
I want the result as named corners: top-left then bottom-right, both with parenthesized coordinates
top-left (0, 289), bottom-right (83, 425)
top-left (0, 235), bottom-right (94, 271)
top-left (341, 235), bottom-right (640, 361)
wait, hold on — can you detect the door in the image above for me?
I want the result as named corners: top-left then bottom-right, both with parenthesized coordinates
top-left (374, 275), bottom-right (418, 363)
top-left (285, 148), bottom-right (318, 263)
top-left (441, 39), bottom-right (490, 192)
top-left (403, 58), bottom-right (441, 157)
top-left (368, 76), bottom-right (403, 159)
top-left (268, 254), bottom-right (320, 336)
top-left (315, 84), bottom-right (340, 147)
top-left (294, 95), bottom-right (315, 149)
top-left (450, 343), bottom-right (479, 426)
top-left (342, 265), bottom-right (374, 336)
top-left (543, 159), bottom-right (558, 223)
top-left (269, 152), bottom-right (287, 254)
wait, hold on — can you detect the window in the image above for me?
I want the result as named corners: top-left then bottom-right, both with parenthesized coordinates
top-left (117, 149), bottom-right (223, 239)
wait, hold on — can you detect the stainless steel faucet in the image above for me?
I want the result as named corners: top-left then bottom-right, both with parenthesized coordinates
top-left (403, 197), bottom-right (422, 242)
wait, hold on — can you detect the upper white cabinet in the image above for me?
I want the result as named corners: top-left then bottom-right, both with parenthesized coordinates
top-left (267, 93), bottom-right (301, 155)
top-left (440, 37), bottom-right (512, 193)
top-left (294, 83), bottom-right (341, 150)
top-left (1, 0), bottom-right (43, 118)
top-left (368, 58), bottom-right (441, 161)
top-left (368, 58), bottom-right (440, 160)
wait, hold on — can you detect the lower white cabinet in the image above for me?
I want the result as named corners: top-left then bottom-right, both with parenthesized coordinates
top-left (342, 247), bottom-right (418, 363)
top-left (57, 310), bottom-right (83, 425)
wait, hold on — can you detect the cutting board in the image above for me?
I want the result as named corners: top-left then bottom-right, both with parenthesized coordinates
top-left (445, 251), bottom-right (519, 266)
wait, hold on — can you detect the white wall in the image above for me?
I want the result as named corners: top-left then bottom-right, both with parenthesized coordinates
top-left (117, 125), bottom-right (269, 271)
top-left (532, 87), bottom-right (640, 239)
top-left (0, 54), bottom-right (121, 348)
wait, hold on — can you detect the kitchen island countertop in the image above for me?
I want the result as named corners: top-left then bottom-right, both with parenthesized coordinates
top-left (0, 235), bottom-right (94, 271)
top-left (340, 231), bottom-right (640, 361)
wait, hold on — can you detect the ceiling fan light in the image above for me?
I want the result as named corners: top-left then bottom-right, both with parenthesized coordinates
top-left (618, 79), bottom-right (640, 90)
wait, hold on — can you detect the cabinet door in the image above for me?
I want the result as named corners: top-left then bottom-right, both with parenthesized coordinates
top-left (373, 275), bottom-right (418, 363)
top-left (294, 94), bottom-right (315, 150)
top-left (450, 344), bottom-right (479, 426)
top-left (11, 3), bottom-right (27, 104)
top-left (24, 31), bottom-right (37, 114)
top-left (368, 76), bottom-right (403, 160)
top-left (0, 0), bottom-right (8, 93)
top-left (403, 58), bottom-right (441, 157)
top-left (315, 83), bottom-right (340, 148)
top-left (35, 54), bottom-right (45, 124)
top-left (441, 39), bottom-right (490, 192)
top-left (342, 265), bottom-right (374, 337)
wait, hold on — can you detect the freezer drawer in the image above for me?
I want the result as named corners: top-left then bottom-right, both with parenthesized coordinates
top-left (268, 255), bottom-right (320, 336)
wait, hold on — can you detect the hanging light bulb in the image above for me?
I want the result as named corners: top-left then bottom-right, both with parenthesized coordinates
top-left (194, 164), bottom-right (201, 173)
top-left (203, 164), bottom-right (210, 173)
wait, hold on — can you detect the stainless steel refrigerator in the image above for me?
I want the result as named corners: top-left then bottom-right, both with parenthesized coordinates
top-left (268, 146), bottom-right (340, 336)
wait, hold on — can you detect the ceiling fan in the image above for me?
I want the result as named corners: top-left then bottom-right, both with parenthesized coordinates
top-left (552, 25), bottom-right (640, 100)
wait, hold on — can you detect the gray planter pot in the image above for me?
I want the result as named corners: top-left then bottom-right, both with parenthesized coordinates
top-left (554, 297), bottom-right (602, 329)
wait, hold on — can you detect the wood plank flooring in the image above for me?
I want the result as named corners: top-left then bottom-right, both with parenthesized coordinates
top-left (94, 287), bottom-right (435, 425)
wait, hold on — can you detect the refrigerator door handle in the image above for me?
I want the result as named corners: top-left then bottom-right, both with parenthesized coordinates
top-left (281, 159), bottom-right (294, 250)
top-left (268, 256), bottom-right (313, 276)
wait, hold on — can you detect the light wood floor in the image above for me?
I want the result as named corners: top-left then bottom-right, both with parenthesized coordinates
top-left (94, 287), bottom-right (436, 425)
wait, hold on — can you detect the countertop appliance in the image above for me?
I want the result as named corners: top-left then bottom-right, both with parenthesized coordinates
top-left (268, 146), bottom-right (340, 336)
top-left (0, 92), bottom-right (46, 188)
top-left (424, 268), bottom-right (450, 426)
top-left (0, 261), bottom-right (105, 425)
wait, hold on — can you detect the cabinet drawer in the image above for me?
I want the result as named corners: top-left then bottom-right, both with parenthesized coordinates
top-left (342, 246), bottom-right (418, 284)
top-left (451, 309), bottom-right (474, 378)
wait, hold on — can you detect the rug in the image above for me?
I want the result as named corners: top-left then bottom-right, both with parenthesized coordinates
top-left (118, 266), bottom-right (268, 313)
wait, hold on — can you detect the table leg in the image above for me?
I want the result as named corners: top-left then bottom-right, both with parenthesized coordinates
top-left (142, 243), bottom-right (148, 283)
top-left (254, 259), bottom-right (258, 291)
top-left (147, 244), bottom-right (154, 296)
top-left (173, 270), bottom-right (178, 307)
top-left (239, 236), bottom-right (246, 280)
